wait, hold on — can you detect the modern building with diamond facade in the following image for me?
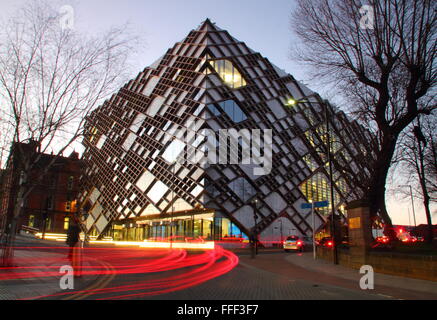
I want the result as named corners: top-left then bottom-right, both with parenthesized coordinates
top-left (78, 19), bottom-right (374, 246)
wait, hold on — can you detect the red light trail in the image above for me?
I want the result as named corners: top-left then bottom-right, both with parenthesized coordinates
top-left (0, 245), bottom-right (239, 300)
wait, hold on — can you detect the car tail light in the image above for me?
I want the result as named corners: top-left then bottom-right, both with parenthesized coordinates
top-left (327, 241), bottom-right (333, 247)
top-left (297, 241), bottom-right (303, 246)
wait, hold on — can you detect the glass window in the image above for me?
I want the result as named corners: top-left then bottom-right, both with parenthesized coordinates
top-left (207, 100), bottom-right (247, 123)
top-left (209, 59), bottom-right (247, 88)
top-left (64, 217), bottom-right (70, 230)
top-left (28, 215), bottom-right (35, 228)
top-left (299, 172), bottom-right (330, 215)
top-left (208, 104), bottom-right (221, 117)
top-left (299, 172), bottom-right (342, 215)
top-left (228, 177), bottom-right (256, 202)
top-left (219, 100), bottom-right (247, 122)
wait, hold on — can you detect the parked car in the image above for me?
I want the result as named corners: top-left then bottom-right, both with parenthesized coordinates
top-left (317, 237), bottom-right (334, 248)
top-left (375, 236), bottom-right (390, 244)
top-left (283, 235), bottom-right (305, 252)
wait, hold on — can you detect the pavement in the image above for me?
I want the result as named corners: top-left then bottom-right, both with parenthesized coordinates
top-left (1, 238), bottom-right (436, 300)
top-left (0, 234), bottom-right (109, 300)
top-left (284, 251), bottom-right (437, 297)
top-left (237, 249), bottom-right (437, 300)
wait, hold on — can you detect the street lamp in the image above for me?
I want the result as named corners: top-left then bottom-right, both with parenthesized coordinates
top-left (398, 185), bottom-right (417, 227)
top-left (309, 200), bottom-right (317, 260)
top-left (286, 94), bottom-right (338, 265)
top-left (251, 196), bottom-right (260, 258)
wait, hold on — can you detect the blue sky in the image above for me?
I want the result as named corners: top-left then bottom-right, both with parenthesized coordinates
top-left (1, 0), bottom-right (434, 226)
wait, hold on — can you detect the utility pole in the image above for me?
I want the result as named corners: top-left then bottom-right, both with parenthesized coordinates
top-left (324, 100), bottom-right (338, 265)
top-left (408, 185), bottom-right (417, 227)
top-left (251, 197), bottom-right (259, 259)
top-left (311, 201), bottom-right (316, 260)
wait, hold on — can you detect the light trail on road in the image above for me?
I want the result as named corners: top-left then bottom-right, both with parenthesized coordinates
top-left (0, 245), bottom-right (239, 299)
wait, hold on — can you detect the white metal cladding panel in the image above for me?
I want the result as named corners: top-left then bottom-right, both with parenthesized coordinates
top-left (264, 192), bottom-right (287, 213)
top-left (233, 205), bottom-right (255, 229)
top-left (90, 202), bottom-right (104, 219)
top-left (142, 76), bottom-right (159, 96)
top-left (130, 113), bottom-right (146, 132)
top-left (140, 203), bottom-right (160, 216)
top-left (86, 214), bottom-right (94, 230)
top-left (96, 135), bottom-right (106, 150)
top-left (147, 96), bottom-right (166, 117)
top-left (95, 214), bottom-right (109, 233)
top-left (172, 198), bottom-right (194, 211)
top-left (89, 188), bottom-right (101, 204)
top-left (122, 132), bottom-right (137, 151)
top-left (136, 171), bottom-right (155, 192)
top-left (147, 180), bottom-right (169, 204)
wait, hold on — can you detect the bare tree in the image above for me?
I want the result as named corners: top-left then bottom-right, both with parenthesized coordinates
top-left (291, 0), bottom-right (436, 239)
top-left (0, 1), bottom-right (136, 265)
top-left (396, 112), bottom-right (436, 242)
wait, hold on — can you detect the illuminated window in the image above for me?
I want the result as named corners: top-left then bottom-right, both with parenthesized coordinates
top-left (300, 172), bottom-right (342, 215)
top-left (303, 154), bottom-right (318, 171)
top-left (299, 172), bottom-right (330, 215)
top-left (28, 215), bottom-right (35, 228)
top-left (209, 59), bottom-right (246, 88)
top-left (65, 201), bottom-right (71, 212)
top-left (89, 127), bottom-right (98, 142)
top-left (64, 217), bottom-right (70, 230)
top-left (335, 177), bottom-right (348, 198)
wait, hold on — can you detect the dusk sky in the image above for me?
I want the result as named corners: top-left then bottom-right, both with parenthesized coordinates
top-left (1, 0), bottom-right (434, 226)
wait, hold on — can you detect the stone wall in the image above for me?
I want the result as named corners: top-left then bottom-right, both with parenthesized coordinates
top-left (317, 247), bottom-right (437, 281)
top-left (317, 200), bottom-right (437, 281)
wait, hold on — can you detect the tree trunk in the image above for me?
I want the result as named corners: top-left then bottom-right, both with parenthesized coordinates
top-left (367, 134), bottom-right (399, 241)
top-left (0, 187), bottom-right (25, 266)
top-left (1, 216), bottom-right (18, 266)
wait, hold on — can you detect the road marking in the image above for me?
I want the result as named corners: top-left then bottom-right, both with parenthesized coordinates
top-left (377, 293), bottom-right (395, 299)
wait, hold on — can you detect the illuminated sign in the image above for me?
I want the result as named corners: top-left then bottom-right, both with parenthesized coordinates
top-left (349, 217), bottom-right (361, 229)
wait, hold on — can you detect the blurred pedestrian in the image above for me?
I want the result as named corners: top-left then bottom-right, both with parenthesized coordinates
top-left (66, 217), bottom-right (81, 260)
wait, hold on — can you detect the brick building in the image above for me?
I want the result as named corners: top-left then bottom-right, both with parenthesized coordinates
top-left (0, 141), bottom-right (82, 236)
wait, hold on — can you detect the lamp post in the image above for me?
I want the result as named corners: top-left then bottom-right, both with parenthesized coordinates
top-left (251, 196), bottom-right (259, 258)
top-left (409, 185), bottom-right (417, 227)
top-left (286, 94), bottom-right (338, 264)
top-left (398, 184), bottom-right (417, 227)
top-left (309, 200), bottom-right (316, 260)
